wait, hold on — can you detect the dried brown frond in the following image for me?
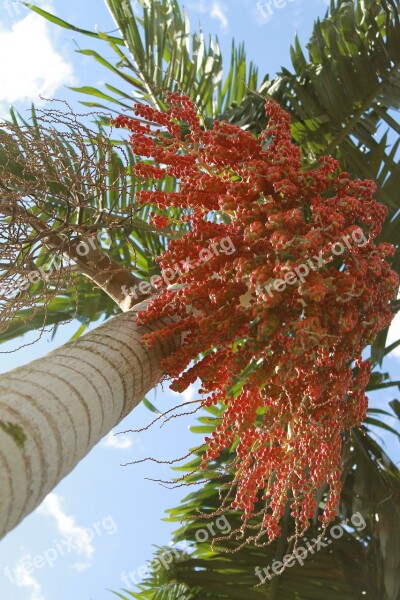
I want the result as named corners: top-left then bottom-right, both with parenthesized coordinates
top-left (0, 103), bottom-right (158, 344)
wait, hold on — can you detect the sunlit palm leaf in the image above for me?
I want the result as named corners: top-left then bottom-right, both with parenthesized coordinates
top-left (27, 0), bottom-right (259, 118)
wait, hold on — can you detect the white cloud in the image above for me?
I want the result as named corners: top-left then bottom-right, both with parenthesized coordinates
top-left (0, 7), bottom-right (74, 115)
top-left (387, 310), bottom-right (400, 360)
top-left (183, 385), bottom-right (196, 403)
top-left (187, 0), bottom-right (228, 29)
top-left (187, 0), bottom-right (209, 13)
top-left (102, 431), bottom-right (133, 450)
top-left (210, 2), bottom-right (229, 29)
top-left (72, 561), bottom-right (92, 573)
top-left (37, 494), bottom-right (95, 560)
top-left (14, 564), bottom-right (46, 600)
top-left (171, 383), bottom-right (197, 403)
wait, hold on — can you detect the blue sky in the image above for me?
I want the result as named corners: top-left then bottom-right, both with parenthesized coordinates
top-left (0, 1), bottom-right (399, 599)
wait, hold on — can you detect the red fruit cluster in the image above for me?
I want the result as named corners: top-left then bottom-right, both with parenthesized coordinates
top-left (149, 212), bottom-right (169, 229)
top-left (113, 94), bottom-right (398, 540)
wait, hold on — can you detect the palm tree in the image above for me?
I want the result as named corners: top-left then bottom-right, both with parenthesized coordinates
top-left (0, 107), bottom-right (184, 538)
top-left (0, 10), bottom-right (398, 600)
top-left (0, 0), bottom-right (260, 539)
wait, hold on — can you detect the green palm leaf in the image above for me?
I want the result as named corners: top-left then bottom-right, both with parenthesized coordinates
top-left (118, 393), bottom-right (399, 599)
top-left (27, 0), bottom-right (259, 118)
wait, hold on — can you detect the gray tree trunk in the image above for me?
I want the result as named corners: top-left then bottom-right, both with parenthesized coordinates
top-left (0, 301), bottom-right (179, 540)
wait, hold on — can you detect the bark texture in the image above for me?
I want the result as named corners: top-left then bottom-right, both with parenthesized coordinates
top-left (0, 300), bottom-right (180, 539)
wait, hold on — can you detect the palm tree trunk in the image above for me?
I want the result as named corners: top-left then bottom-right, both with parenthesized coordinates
top-left (0, 300), bottom-right (180, 540)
